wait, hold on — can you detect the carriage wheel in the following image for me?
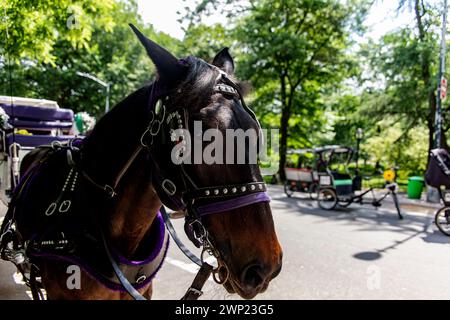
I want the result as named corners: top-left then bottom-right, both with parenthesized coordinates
top-left (317, 188), bottom-right (338, 210)
top-left (284, 181), bottom-right (294, 198)
top-left (435, 206), bottom-right (450, 236)
top-left (309, 183), bottom-right (319, 200)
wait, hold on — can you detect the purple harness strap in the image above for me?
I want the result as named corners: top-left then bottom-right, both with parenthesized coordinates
top-left (196, 192), bottom-right (270, 216)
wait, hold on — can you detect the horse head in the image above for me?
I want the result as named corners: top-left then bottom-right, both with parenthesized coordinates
top-left (131, 25), bottom-right (282, 299)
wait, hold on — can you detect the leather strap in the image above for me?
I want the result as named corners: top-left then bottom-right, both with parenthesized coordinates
top-left (183, 181), bottom-right (266, 201)
top-left (181, 262), bottom-right (213, 300)
top-left (160, 206), bottom-right (202, 265)
top-left (101, 229), bottom-right (146, 300)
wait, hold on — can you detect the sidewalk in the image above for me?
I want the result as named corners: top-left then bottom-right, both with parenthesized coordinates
top-left (402, 192), bottom-right (442, 207)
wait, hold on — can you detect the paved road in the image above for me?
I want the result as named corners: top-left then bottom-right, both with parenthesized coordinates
top-left (2, 185), bottom-right (450, 299)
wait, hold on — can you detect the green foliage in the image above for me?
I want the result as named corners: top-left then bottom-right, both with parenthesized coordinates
top-left (181, 23), bottom-right (230, 60)
top-left (1, 0), bottom-right (116, 64)
top-left (0, 0), bottom-right (181, 117)
top-left (231, 0), bottom-right (369, 178)
top-left (362, 120), bottom-right (428, 175)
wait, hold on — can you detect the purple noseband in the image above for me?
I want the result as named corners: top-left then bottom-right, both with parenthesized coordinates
top-left (196, 192), bottom-right (270, 216)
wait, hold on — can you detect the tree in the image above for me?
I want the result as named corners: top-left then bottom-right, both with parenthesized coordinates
top-left (0, 0), bottom-right (181, 117)
top-left (360, 0), bottom-right (446, 157)
top-left (1, 0), bottom-right (116, 64)
top-left (233, 0), bottom-right (369, 180)
top-left (181, 23), bottom-right (231, 60)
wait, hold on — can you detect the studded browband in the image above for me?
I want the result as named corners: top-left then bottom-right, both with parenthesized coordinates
top-left (183, 181), bottom-right (266, 201)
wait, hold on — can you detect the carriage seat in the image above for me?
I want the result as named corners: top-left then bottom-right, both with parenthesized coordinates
top-left (0, 103), bottom-right (74, 133)
top-left (330, 171), bottom-right (352, 180)
top-left (285, 167), bottom-right (316, 182)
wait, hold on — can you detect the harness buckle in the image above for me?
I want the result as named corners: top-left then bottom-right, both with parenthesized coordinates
top-left (104, 185), bottom-right (117, 198)
top-left (135, 274), bottom-right (147, 284)
top-left (189, 219), bottom-right (207, 242)
top-left (162, 179), bottom-right (177, 196)
top-left (185, 287), bottom-right (203, 298)
top-left (59, 200), bottom-right (72, 213)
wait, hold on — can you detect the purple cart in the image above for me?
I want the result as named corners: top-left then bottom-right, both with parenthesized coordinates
top-left (0, 96), bottom-right (78, 196)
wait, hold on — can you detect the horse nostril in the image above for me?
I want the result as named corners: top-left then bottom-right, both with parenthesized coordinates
top-left (241, 264), bottom-right (265, 289)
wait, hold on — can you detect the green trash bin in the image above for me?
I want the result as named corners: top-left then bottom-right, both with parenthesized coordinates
top-left (407, 176), bottom-right (424, 199)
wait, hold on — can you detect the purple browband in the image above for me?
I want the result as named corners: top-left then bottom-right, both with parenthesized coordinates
top-left (196, 192), bottom-right (271, 216)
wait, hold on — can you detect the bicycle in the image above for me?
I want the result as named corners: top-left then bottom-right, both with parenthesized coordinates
top-left (317, 172), bottom-right (403, 219)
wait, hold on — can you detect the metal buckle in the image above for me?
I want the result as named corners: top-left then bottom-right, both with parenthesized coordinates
top-left (59, 200), bottom-right (71, 213)
top-left (45, 203), bottom-right (57, 216)
top-left (135, 275), bottom-right (147, 284)
top-left (162, 179), bottom-right (177, 196)
top-left (189, 220), bottom-right (207, 242)
top-left (186, 287), bottom-right (203, 297)
top-left (104, 185), bottom-right (117, 198)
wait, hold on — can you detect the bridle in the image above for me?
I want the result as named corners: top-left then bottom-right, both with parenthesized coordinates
top-left (142, 64), bottom-right (270, 276)
top-left (77, 62), bottom-right (271, 299)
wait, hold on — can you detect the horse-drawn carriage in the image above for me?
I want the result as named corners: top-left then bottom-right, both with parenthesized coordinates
top-left (0, 96), bottom-right (76, 201)
top-left (314, 145), bottom-right (403, 219)
top-left (283, 145), bottom-right (353, 199)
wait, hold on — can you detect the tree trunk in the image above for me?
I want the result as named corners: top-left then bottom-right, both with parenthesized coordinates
top-left (278, 71), bottom-right (292, 181)
top-left (414, 0), bottom-right (444, 158)
top-left (279, 105), bottom-right (290, 181)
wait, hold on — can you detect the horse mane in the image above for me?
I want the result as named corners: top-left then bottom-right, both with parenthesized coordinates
top-left (80, 85), bottom-right (152, 182)
top-left (171, 56), bottom-right (248, 110)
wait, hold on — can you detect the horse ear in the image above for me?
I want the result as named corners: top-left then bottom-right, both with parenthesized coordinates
top-left (129, 24), bottom-right (187, 84)
top-left (212, 47), bottom-right (235, 74)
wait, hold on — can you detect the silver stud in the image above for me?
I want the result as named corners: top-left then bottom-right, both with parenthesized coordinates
top-left (223, 188), bottom-right (228, 194)
top-left (232, 187), bottom-right (237, 193)
top-left (205, 190), bottom-right (210, 196)
top-left (251, 185), bottom-right (256, 191)
top-left (214, 189), bottom-right (219, 195)
top-left (241, 186), bottom-right (246, 192)
top-left (258, 184), bottom-right (263, 190)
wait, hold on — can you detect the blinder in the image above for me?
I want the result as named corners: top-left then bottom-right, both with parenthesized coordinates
top-left (143, 64), bottom-right (270, 253)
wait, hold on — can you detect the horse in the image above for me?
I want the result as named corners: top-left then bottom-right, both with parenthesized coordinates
top-left (0, 24), bottom-right (282, 300)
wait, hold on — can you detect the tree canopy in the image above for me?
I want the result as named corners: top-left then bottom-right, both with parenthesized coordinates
top-left (1, 0), bottom-right (448, 179)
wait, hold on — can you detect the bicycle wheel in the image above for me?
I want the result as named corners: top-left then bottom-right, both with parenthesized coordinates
top-left (391, 191), bottom-right (403, 219)
top-left (317, 188), bottom-right (338, 210)
top-left (435, 206), bottom-right (450, 236)
top-left (284, 180), bottom-right (294, 198)
top-left (309, 183), bottom-right (319, 200)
